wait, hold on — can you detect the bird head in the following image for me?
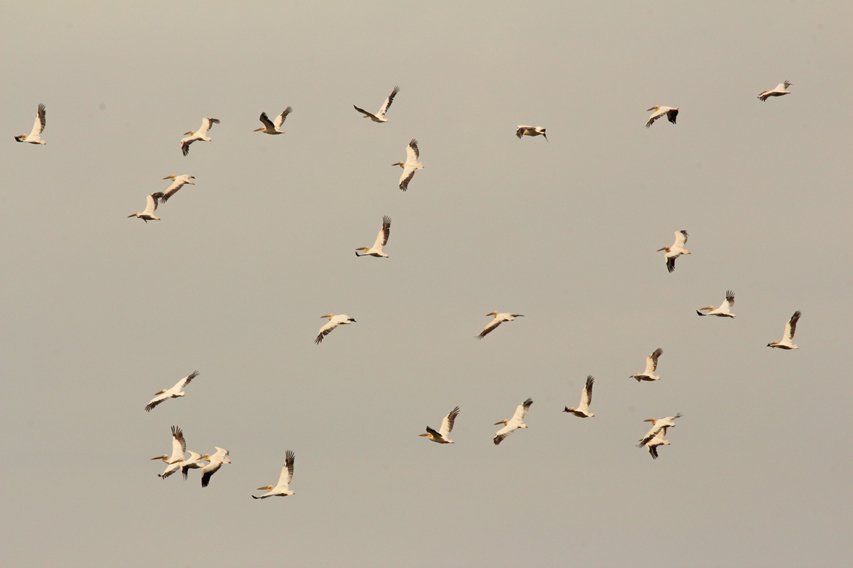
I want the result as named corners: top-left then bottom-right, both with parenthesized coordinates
top-left (257, 485), bottom-right (273, 492)
top-left (644, 418), bottom-right (657, 425)
top-left (647, 106), bottom-right (660, 112)
top-left (183, 130), bottom-right (195, 136)
top-left (391, 161), bottom-right (404, 168)
top-left (127, 213), bottom-right (139, 219)
top-left (494, 419), bottom-right (508, 426)
top-left (253, 127), bottom-right (264, 132)
top-left (150, 455), bottom-right (168, 462)
top-left (486, 311), bottom-right (498, 317)
top-left (201, 454), bottom-right (210, 461)
top-left (321, 314), bottom-right (333, 319)
top-left (657, 246), bottom-right (670, 252)
top-left (163, 175), bottom-right (175, 181)
top-left (418, 433), bottom-right (429, 437)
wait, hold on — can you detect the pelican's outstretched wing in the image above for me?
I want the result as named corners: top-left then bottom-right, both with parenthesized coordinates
top-left (274, 107), bottom-right (293, 129)
top-left (440, 406), bottom-right (460, 436)
top-left (377, 86), bottom-right (400, 117)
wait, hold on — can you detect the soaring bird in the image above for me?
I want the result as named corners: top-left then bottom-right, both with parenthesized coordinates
top-left (646, 106), bottom-right (679, 128)
top-left (392, 139), bottom-right (424, 191)
top-left (144, 371), bottom-right (199, 412)
top-left (478, 312), bottom-right (524, 339)
top-left (315, 314), bottom-right (356, 344)
top-left (254, 107), bottom-right (292, 134)
top-left (181, 118), bottom-right (220, 156)
top-left (419, 406), bottom-right (460, 444)
top-left (181, 451), bottom-right (210, 480)
top-left (201, 447), bottom-right (231, 488)
top-left (494, 398), bottom-right (533, 445)
top-left (563, 376), bottom-right (595, 418)
top-left (516, 125), bottom-right (548, 141)
top-left (15, 103), bottom-right (47, 144)
top-left (355, 216), bottom-right (391, 257)
top-left (160, 175), bottom-right (196, 204)
top-left (758, 81), bottom-right (792, 101)
top-left (127, 192), bottom-right (165, 223)
top-left (642, 429), bottom-right (670, 460)
top-left (697, 290), bottom-right (736, 318)
top-left (767, 310), bottom-right (801, 350)
top-left (150, 426), bottom-right (186, 478)
top-left (638, 414), bottom-right (682, 447)
top-left (253, 451), bottom-right (296, 499)
top-left (657, 230), bottom-right (690, 273)
top-left (630, 348), bottom-right (664, 382)
top-left (353, 86), bottom-right (399, 123)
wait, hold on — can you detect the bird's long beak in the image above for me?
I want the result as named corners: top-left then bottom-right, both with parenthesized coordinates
top-left (644, 418), bottom-right (656, 424)
top-left (656, 247), bottom-right (667, 252)
top-left (253, 127), bottom-right (263, 132)
top-left (257, 486), bottom-right (271, 491)
top-left (150, 455), bottom-right (165, 461)
top-left (183, 131), bottom-right (194, 135)
top-left (418, 433), bottom-right (428, 437)
top-left (163, 176), bottom-right (173, 180)
top-left (494, 420), bottom-right (507, 426)
top-left (647, 107), bottom-right (658, 112)
top-left (127, 213), bottom-right (136, 218)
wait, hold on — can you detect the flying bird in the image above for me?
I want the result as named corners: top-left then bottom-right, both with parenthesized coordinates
top-left (642, 429), bottom-right (670, 460)
top-left (253, 451), bottom-right (296, 499)
top-left (181, 451), bottom-right (210, 480)
top-left (419, 406), bottom-right (460, 444)
top-left (181, 117), bottom-right (220, 156)
top-left (638, 414), bottom-right (682, 447)
top-left (758, 80), bottom-right (792, 101)
top-left (14, 103), bottom-right (47, 144)
top-left (478, 312), bottom-right (524, 339)
top-left (494, 398), bottom-right (533, 445)
top-left (767, 310), bottom-right (801, 350)
top-left (392, 139), bottom-right (424, 191)
top-left (646, 106), bottom-right (679, 128)
top-left (657, 230), bottom-right (691, 273)
top-left (160, 175), bottom-right (196, 204)
top-left (315, 314), bottom-right (356, 344)
top-left (127, 192), bottom-right (164, 223)
top-left (563, 376), bottom-right (595, 418)
top-left (353, 86), bottom-right (399, 123)
top-left (697, 290), bottom-right (736, 318)
top-left (254, 107), bottom-right (292, 134)
top-left (150, 426), bottom-right (186, 478)
top-left (355, 216), bottom-right (391, 258)
top-left (201, 447), bottom-right (231, 488)
top-left (144, 371), bottom-right (199, 412)
top-left (630, 348), bottom-right (663, 382)
top-left (516, 125), bottom-right (548, 141)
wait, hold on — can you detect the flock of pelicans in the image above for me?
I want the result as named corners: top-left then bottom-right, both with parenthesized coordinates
top-left (15, 78), bottom-right (801, 498)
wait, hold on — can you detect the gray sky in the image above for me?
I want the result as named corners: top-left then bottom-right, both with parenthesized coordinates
top-left (2, 2), bottom-right (852, 566)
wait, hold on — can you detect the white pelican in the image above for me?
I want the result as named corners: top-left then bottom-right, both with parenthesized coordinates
top-left (144, 371), bottom-right (199, 412)
top-left (253, 451), bottom-right (296, 499)
top-left (353, 86), bottom-right (399, 123)
top-left (254, 107), bottom-right (292, 134)
top-left (630, 348), bottom-right (663, 382)
top-left (697, 290), bottom-right (735, 318)
top-left (642, 429), bottom-right (670, 460)
top-left (646, 106), bottom-right (679, 128)
top-left (201, 447), bottom-right (231, 488)
top-left (758, 80), bottom-right (792, 101)
top-left (181, 117), bottom-right (220, 156)
top-left (160, 175), bottom-right (196, 204)
top-left (767, 310), bottom-right (801, 350)
top-left (392, 139), bottom-right (423, 191)
top-left (516, 125), bottom-right (547, 141)
top-left (563, 376), bottom-right (595, 418)
top-left (657, 230), bottom-right (690, 273)
top-left (15, 103), bottom-right (47, 144)
top-left (419, 406), bottom-right (460, 444)
top-left (315, 314), bottom-right (356, 344)
top-left (638, 414), bottom-right (682, 447)
top-left (477, 312), bottom-right (524, 339)
top-left (127, 192), bottom-right (164, 223)
top-left (355, 216), bottom-right (391, 258)
top-left (494, 398), bottom-right (533, 445)
top-left (150, 426), bottom-right (186, 478)
top-left (181, 451), bottom-right (210, 480)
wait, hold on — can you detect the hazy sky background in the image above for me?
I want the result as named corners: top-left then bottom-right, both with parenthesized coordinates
top-left (2, 2), bottom-right (852, 567)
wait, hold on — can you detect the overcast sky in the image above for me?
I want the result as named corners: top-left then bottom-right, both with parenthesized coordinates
top-left (2, 2), bottom-right (852, 567)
